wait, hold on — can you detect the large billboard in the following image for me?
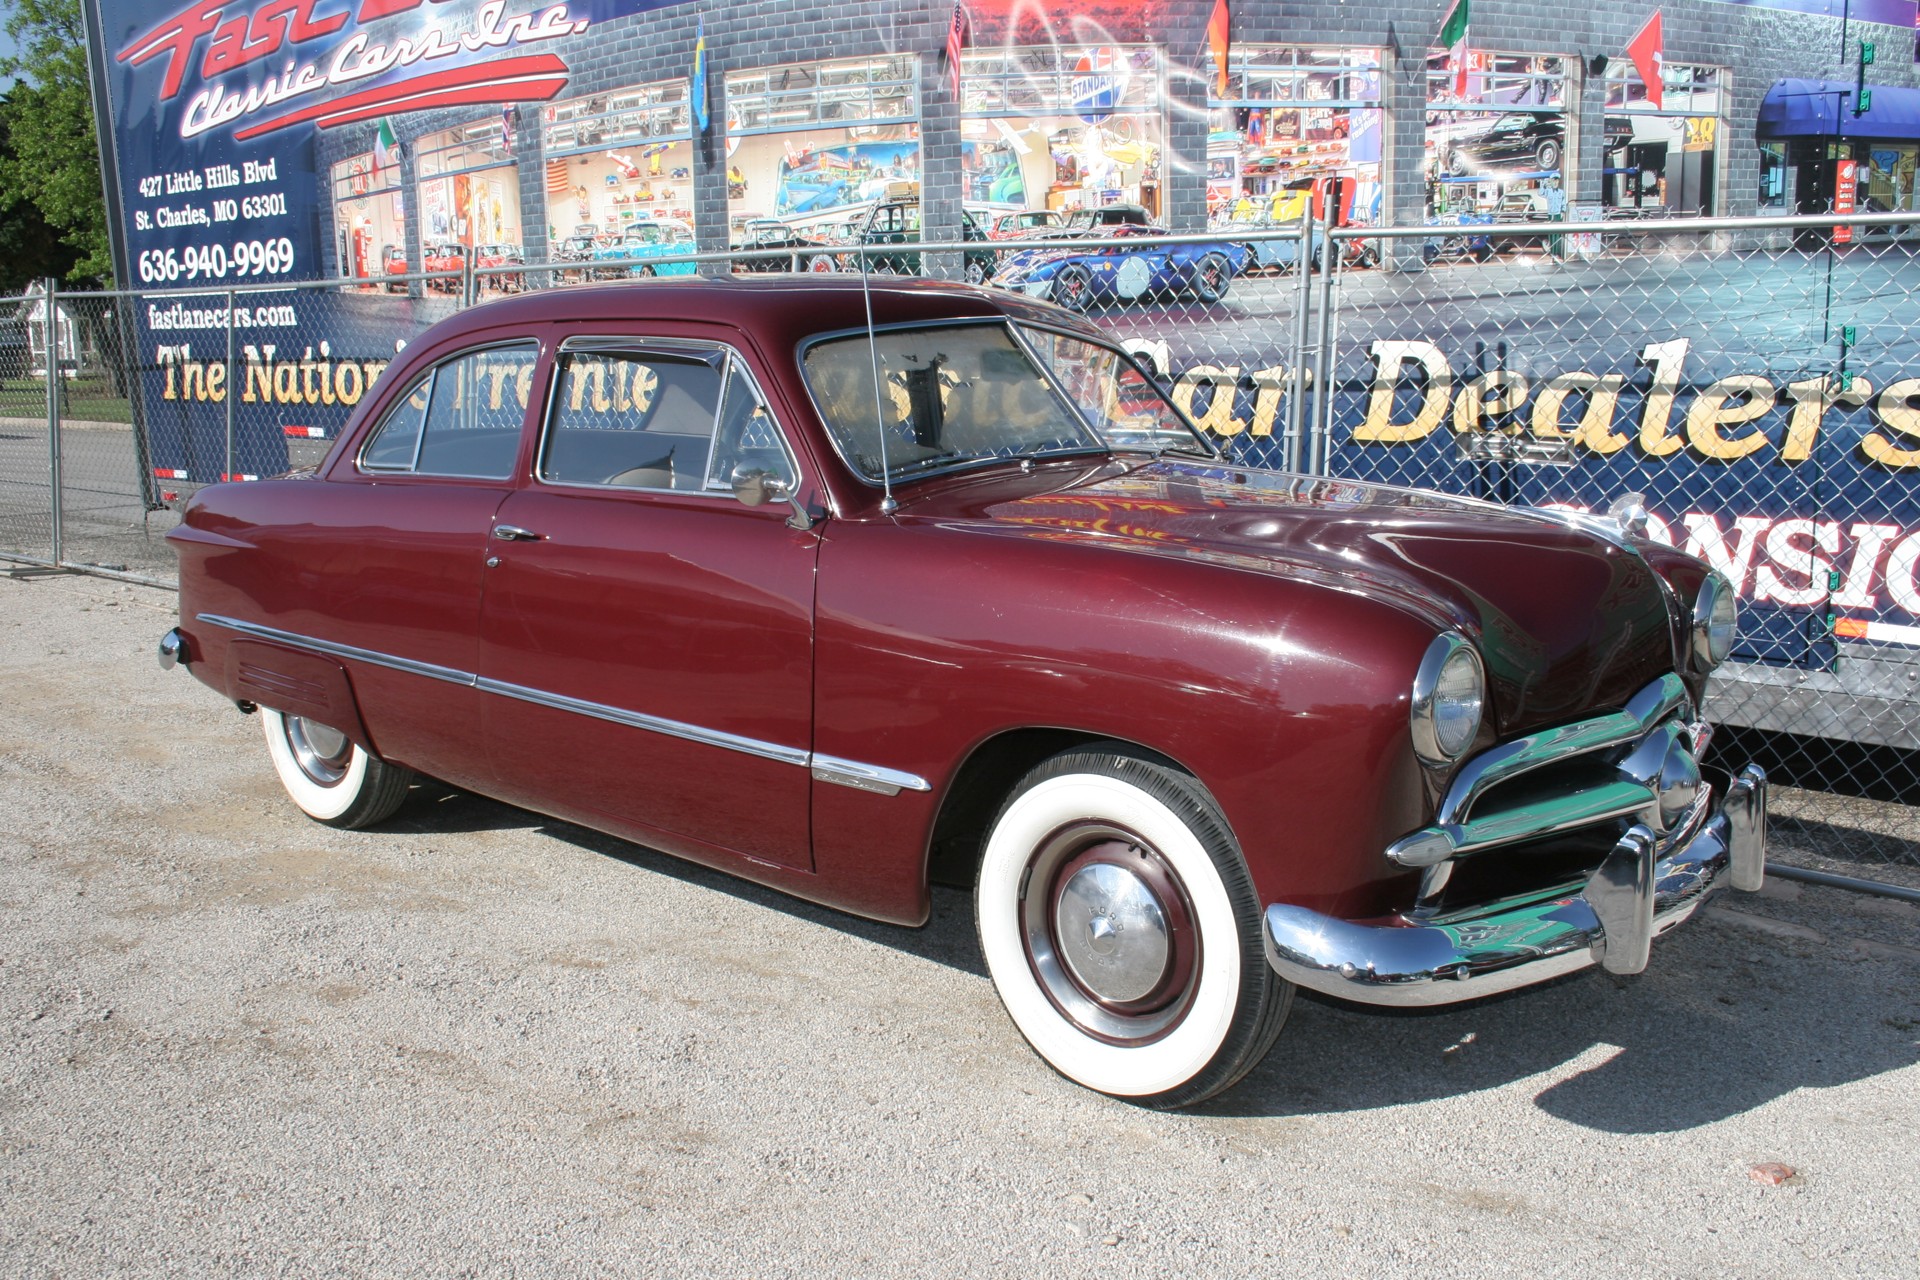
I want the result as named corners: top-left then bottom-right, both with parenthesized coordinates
top-left (84, 0), bottom-right (693, 481)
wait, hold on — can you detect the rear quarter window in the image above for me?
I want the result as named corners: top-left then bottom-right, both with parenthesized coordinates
top-left (358, 342), bottom-right (539, 479)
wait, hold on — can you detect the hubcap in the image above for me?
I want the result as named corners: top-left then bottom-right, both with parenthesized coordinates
top-left (1020, 824), bottom-right (1199, 1045)
top-left (284, 716), bottom-right (352, 787)
top-left (1055, 862), bottom-right (1170, 1004)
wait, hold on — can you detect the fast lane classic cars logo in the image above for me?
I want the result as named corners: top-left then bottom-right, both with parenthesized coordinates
top-left (115, 0), bottom-right (671, 141)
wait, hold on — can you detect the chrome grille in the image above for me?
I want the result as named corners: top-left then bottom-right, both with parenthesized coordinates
top-left (1388, 673), bottom-right (1706, 876)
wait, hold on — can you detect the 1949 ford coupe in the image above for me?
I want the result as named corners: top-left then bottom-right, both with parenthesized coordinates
top-left (161, 277), bottom-right (1767, 1108)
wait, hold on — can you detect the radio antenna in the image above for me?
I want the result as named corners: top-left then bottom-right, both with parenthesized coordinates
top-left (857, 240), bottom-right (898, 515)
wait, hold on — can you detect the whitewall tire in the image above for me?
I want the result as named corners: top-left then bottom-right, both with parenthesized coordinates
top-left (976, 745), bottom-right (1291, 1108)
top-left (260, 707), bottom-right (414, 829)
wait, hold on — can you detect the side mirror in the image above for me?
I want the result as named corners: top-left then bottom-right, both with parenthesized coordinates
top-left (732, 466), bottom-right (818, 530)
top-left (730, 467), bottom-right (790, 507)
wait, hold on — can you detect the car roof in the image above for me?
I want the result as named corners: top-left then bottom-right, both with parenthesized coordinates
top-left (432, 276), bottom-right (1104, 353)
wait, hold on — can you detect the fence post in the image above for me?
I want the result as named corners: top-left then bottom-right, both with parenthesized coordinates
top-left (44, 277), bottom-right (63, 565)
top-left (224, 288), bottom-right (236, 482)
top-left (1310, 222), bottom-right (1340, 476)
top-left (1285, 205), bottom-right (1314, 473)
top-left (462, 257), bottom-right (475, 308)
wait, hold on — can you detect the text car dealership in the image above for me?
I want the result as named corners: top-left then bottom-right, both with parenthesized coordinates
top-left (88, 0), bottom-right (1920, 290)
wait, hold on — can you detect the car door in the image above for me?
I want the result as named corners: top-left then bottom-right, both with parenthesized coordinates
top-left (306, 338), bottom-right (542, 789)
top-left (476, 332), bottom-right (818, 870)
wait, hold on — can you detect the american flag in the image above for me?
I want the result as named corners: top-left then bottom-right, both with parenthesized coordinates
top-left (944, 3), bottom-right (969, 101)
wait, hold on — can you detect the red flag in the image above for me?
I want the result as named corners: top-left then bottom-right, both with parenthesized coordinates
top-left (944, 4), bottom-right (970, 101)
top-left (1626, 11), bottom-right (1664, 110)
top-left (1208, 0), bottom-right (1231, 98)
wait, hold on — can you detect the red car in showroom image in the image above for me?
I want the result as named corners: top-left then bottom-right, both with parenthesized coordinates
top-left (159, 277), bottom-right (1767, 1108)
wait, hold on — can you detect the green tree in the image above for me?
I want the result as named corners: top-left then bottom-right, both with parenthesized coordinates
top-left (0, 0), bottom-right (111, 285)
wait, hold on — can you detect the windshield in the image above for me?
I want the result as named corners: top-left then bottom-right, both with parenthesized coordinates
top-left (1019, 327), bottom-right (1212, 455)
top-left (803, 322), bottom-right (1211, 484)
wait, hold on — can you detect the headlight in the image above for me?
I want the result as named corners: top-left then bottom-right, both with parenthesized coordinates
top-left (1692, 573), bottom-right (1737, 672)
top-left (1410, 634), bottom-right (1485, 766)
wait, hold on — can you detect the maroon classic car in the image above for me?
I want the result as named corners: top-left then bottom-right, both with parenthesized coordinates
top-left (159, 277), bottom-right (1767, 1108)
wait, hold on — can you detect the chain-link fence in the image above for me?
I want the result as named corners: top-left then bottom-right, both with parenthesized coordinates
top-left (4, 211), bottom-right (1916, 875)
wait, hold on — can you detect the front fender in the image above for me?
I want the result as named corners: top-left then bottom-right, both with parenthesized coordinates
top-left (808, 517), bottom-right (1439, 923)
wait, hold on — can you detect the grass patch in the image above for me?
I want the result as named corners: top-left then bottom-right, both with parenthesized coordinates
top-left (0, 376), bottom-right (134, 424)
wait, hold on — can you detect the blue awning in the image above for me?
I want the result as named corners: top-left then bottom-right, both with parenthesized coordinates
top-left (1758, 79), bottom-right (1920, 140)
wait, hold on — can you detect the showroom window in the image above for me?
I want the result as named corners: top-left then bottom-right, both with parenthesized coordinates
top-left (960, 46), bottom-right (1162, 219)
top-left (1207, 46), bottom-right (1383, 228)
top-left (414, 118), bottom-right (524, 291)
top-left (1604, 62), bottom-right (1725, 215)
top-left (1424, 52), bottom-right (1570, 219)
top-left (543, 80), bottom-right (694, 244)
top-left (331, 153), bottom-right (406, 287)
top-left (724, 56), bottom-right (921, 240)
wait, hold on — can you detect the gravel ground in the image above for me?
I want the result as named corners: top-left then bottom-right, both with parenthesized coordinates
top-left (2, 573), bottom-right (1917, 1278)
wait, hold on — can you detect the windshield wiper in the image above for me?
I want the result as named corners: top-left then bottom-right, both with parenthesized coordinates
top-left (889, 451), bottom-right (984, 477)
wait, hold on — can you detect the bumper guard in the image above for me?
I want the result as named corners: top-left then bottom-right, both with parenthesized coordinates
top-left (1264, 764), bottom-right (1767, 1007)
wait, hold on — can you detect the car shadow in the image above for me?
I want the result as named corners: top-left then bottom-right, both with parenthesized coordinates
top-left (1204, 931), bottom-right (1920, 1133)
top-left (391, 781), bottom-right (1918, 1133)
top-left (393, 780), bottom-right (990, 979)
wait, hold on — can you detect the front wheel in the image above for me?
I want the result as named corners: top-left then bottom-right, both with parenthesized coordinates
top-left (260, 707), bottom-right (414, 829)
top-left (1191, 252), bottom-right (1232, 303)
top-left (975, 745), bottom-right (1292, 1108)
top-left (1535, 139), bottom-right (1562, 172)
top-left (964, 258), bottom-right (989, 286)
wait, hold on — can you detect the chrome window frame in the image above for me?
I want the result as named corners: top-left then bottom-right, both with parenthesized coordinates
top-left (533, 335), bottom-right (803, 499)
top-left (354, 339), bottom-right (542, 480)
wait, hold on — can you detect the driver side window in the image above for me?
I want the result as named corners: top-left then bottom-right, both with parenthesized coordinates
top-left (536, 343), bottom-right (796, 495)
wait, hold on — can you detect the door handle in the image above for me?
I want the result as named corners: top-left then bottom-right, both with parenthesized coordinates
top-left (493, 524), bottom-right (545, 541)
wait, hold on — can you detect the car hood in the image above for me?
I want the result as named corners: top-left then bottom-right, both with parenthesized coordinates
top-left (909, 459), bottom-right (1682, 735)
top-left (995, 243), bottom-right (1108, 279)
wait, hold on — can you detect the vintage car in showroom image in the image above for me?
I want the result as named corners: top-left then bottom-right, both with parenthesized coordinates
top-left (158, 276), bottom-right (1767, 1108)
top-left (994, 225), bottom-right (1250, 311)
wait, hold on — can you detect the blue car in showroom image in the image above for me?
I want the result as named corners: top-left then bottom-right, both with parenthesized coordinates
top-left (993, 225), bottom-right (1250, 311)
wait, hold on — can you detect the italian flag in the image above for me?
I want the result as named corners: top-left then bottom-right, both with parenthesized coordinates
top-left (1440, 0), bottom-right (1470, 96)
top-left (374, 118), bottom-right (399, 172)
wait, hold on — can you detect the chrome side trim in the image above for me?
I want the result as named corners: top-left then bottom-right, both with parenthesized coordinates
top-left (1266, 765), bottom-right (1769, 1008)
top-left (810, 754), bottom-right (932, 796)
top-left (195, 614), bottom-right (925, 794)
top-left (199, 614), bottom-right (475, 689)
top-left (475, 673), bottom-right (810, 768)
top-left (1435, 672), bottom-right (1689, 826)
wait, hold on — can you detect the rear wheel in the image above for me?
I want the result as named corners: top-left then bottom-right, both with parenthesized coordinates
top-left (1536, 139), bottom-right (1562, 172)
top-left (1053, 265), bottom-right (1093, 312)
top-left (260, 708), bottom-right (413, 829)
top-left (975, 745), bottom-right (1292, 1108)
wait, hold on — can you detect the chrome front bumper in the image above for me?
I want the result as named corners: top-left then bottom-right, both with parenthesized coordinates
top-left (1264, 764), bottom-right (1768, 1007)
